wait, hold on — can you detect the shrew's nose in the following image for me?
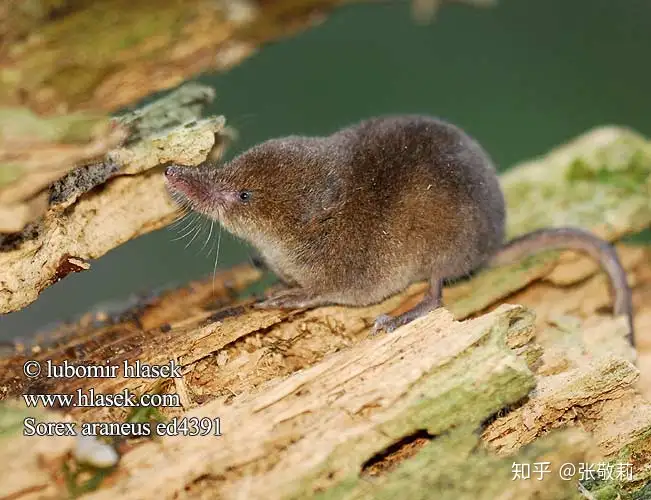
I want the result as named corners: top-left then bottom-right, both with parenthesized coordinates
top-left (164, 165), bottom-right (180, 178)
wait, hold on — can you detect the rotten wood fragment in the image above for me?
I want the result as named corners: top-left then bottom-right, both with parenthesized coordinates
top-left (0, 109), bottom-right (127, 232)
top-left (1, 2), bottom-right (649, 497)
top-left (0, 84), bottom-right (229, 314)
top-left (0, 0), bottom-right (350, 114)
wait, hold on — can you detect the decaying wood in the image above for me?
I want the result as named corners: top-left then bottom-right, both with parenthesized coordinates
top-left (0, 305), bottom-right (598, 499)
top-left (1, 262), bottom-right (650, 499)
top-left (1, 0), bottom-right (348, 115)
top-left (0, 83), bottom-right (229, 313)
top-left (1, 122), bottom-right (650, 498)
top-left (501, 125), bottom-right (651, 240)
top-left (0, 109), bottom-right (128, 233)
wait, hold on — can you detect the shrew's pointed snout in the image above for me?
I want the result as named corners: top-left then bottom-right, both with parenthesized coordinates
top-left (164, 164), bottom-right (198, 197)
top-left (164, 164), bottom-right (196, 189)
top-left (164, 164), bottom-right (183, 178)
top-left (164, 163), bottom-right (230, 215)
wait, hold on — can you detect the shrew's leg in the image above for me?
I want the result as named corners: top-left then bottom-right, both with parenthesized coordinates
top-left (372, 278), bottom-right (443, 334)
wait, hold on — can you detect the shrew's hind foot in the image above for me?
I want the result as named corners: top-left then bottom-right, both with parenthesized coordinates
top-left (371, 278), bottom-right (443, 335)
top-left (372, 313), bottom-right (406, 334)
top-left (371, 305), bottom-right (442, 334)
top-left (254, 287), bottom-right (331, 310)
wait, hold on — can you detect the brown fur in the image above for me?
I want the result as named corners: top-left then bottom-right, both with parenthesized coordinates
top-left (165, 115), bottom-right (634, 344)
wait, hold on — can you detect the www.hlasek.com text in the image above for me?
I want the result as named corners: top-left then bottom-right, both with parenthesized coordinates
top-left (23, 388), bottom-right (180, 408)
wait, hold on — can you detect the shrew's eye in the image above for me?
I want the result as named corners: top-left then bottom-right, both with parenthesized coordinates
top-left (239, 190), bottom-right (251, 202)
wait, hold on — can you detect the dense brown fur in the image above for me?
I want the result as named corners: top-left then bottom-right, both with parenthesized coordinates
top-left (165, 115), bottom-right (634, 345)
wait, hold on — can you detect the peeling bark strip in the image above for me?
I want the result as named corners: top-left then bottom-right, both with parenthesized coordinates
top-left (0, 84), bottom-right (229, 314)
top-left (52, 255), bottom-right (91, 284)
top-left (0, 110), bottom-right (128, 233)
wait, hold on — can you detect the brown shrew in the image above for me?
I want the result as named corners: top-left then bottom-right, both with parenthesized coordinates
top-left (164, 115), bottom-right (634, 344)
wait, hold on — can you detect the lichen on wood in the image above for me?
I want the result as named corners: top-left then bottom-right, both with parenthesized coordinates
top-left (0, 305), bottom-right (537, 498)
top-left (501, 126), bottom-right (651, 240)
top-left (322, 428), bottom-right (595, 500)
top-left (1, 289), bottom-right (650, 498)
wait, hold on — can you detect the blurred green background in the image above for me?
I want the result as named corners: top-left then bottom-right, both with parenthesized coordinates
top-left (2, 0), bottom-right (650, 341)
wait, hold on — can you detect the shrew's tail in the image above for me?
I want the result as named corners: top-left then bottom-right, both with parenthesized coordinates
top-left (490, 227), bottom-right (634, 346)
